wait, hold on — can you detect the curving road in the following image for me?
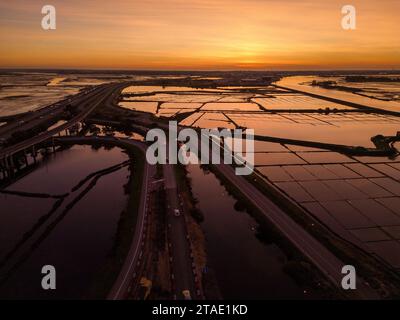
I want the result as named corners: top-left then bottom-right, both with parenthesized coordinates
top-left (52, 135), bottom-right (154, 300)
top-left (107, 138), bottom-right (155, 300)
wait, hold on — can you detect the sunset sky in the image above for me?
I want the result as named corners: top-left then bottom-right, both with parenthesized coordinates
top-left (0, 0), bottom-right (399, 70)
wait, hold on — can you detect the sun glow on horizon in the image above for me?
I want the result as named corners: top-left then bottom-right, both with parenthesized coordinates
top-left (0, 0), bottom-right (399, 70)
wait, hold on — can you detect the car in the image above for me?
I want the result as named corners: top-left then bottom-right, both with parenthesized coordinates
top-left (182, 290), bottom-right (191, 300)
top-left (173, 209), bottom-right (180, 217)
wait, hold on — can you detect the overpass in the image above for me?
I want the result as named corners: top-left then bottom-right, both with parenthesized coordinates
top-left (0, 82), bottom-right (129, 177)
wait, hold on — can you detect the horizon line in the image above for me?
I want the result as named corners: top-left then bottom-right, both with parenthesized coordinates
top-left (1, 67), bottom-right (400, 73)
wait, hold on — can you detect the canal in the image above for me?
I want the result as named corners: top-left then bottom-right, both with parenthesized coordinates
top-left (186, 164), bottom-right (317, 299)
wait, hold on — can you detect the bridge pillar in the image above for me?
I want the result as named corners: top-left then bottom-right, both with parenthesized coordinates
top-left (23, 149), bottom-right (28, 167)
top-left (0, 158), bottom-right (6, 180)
top-left (32, 145), bottom-right (37, 163)
top-left (9, 155), bottom-right (15, 177)
top-left (4, 156), bottom-right (12, 177)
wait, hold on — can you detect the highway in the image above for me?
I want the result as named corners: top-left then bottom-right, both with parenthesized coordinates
top-left (0, 84), bottom-right (198, 300)
top-left (1, 81), bottom-right (383, 299)
top-left (0, 85), bottom-right (105, 139)
top-left (55, 136), bottom-right (196, 300)
top-left (1, 82), bottom-right (198, 299)
top-left (91, 120), bottom-right (382, 300)
top-left (0, 82), bottom-right (128, 159)
top-left (160, 123), bottom-right (381, 300)
top-left (213, 162), bottom-right (380, 299)
top-left (163, 163), bottom-right (197, 300)
top-left (195, 128), bottom-right (380, 299)
top-left (0, 83), bottom-right (154, 300)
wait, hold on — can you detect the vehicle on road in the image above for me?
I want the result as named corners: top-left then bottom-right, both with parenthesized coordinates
top-left (182, 290), bottom-right (191, 300)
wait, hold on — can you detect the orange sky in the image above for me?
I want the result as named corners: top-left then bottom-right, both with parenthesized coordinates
top-left (0, 0), bottom-right (399, 70)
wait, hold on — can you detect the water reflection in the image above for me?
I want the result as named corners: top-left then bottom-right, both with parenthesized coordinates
top-left (277, 76), bottom-right (400, 113)
top-left (0, 145), bottom-right (130, 299)
top-left (187, 164), bottom-right (314, 299)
